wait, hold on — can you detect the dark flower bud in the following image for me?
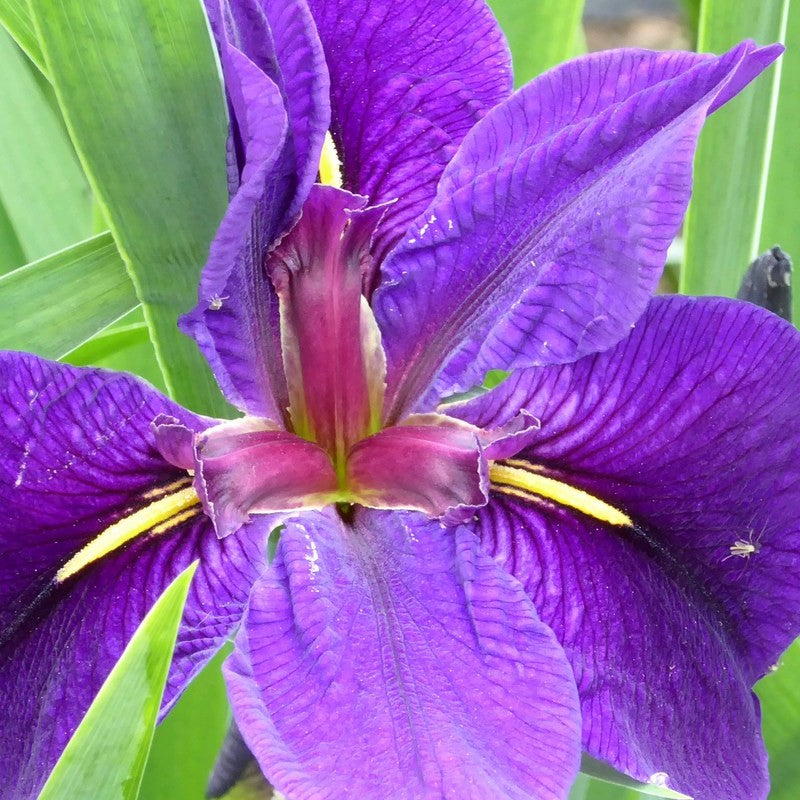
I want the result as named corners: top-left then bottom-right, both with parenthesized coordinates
top-left (737, 246), bottom-right (792, 322)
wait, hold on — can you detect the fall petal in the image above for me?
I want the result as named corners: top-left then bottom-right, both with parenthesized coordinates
top-left (225, 509), bottom-right (581, 800)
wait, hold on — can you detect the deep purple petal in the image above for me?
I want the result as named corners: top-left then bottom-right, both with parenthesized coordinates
top-left (375, 42), bottom-right (782, 418)
top-left (186, 0), bottom-right (331, 417)
top-left (457, 295), bottom-right (800, 677)
top-left (306, 0), bottom-right (512, 272)
top-left (0, 353), bottom-right (267, 799)
top-left (225, 509), bottom-right (581, 800)
top-left (450, 295), bottom-right (800, 799)
top-left (473, 497), bottom-right (767, 800)
top-left (207, 0), bottom-right (330, 209)
top-left (181, 47), bottom-right (290, 418)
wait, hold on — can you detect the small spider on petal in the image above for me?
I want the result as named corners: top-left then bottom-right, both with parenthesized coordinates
top-left (1, 3), bottom-right (797, 800)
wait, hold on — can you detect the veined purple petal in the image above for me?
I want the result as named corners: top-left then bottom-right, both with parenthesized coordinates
top-left (194, 417), bottom-right (339, 537)
top-left (181, 47), bottom-right (290, 419)
top-left (0, 353), bottom-right (268, 799)
top-left (453, 296), bottom-right (800, 799)
top-left (207, 0), bottom-right (330, 210)
top-left (474, 498), bottom-right (767, 800)
top-left (225, 509), bottom-right (581, 800)
top-left (375, 41), bottom-right (782, 418)
top-left (187, 0), bottom-right (331, 417)
top-left (306, 0), bottom-right (512, 273)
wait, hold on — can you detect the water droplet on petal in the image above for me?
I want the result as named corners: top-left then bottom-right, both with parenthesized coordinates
top-left (649, 772), bottom-right (670, 788)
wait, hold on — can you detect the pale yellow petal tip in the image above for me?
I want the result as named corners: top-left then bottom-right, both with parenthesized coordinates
top-left (319, 130), bottom-right (342, 188)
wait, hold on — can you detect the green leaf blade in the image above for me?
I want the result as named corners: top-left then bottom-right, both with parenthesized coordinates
top-left (0, 28), bottom-right (91, 262)
top-left (0, 233), bottom-right (138, 359)
top-left (680, 0), bottom-right (789, 298)
top-left (64, 308), bottom-right (168, 392)
top-left (758, 1), bottom-right (800, 322)
top-left (0, 0), bottom-right (45, 73)
top-left (138, 648), bottom-right (231, 800)
top-left (38, 563), bottom-right (198, 800)
top-left (0, 197), bottom-right (25, 274)
top-left (29, 0), bottom-right (233, 416)
top-left (487, 0), bottom-right (586, 85)
top-left (757, 640), bottom-right (800, 800)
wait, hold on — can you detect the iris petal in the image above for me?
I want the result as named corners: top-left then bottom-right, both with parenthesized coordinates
top-left (0, 353), bottom-right (268, 799)
top-left (375, 41), bottom-right (782, 417)
top-left (307, 0), bottom-right (512, 271)
top-left (474, 496), bottom-right (768, 800)
top-left (451, 295), bottom-right (800, 800)
top-left (185, 0), bottom-right (331, 418)
top-left (225, 509), bottom-right (581, 800)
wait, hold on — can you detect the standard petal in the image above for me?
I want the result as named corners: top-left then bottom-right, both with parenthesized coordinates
top-left (225, 509), bottom-right (581, 800)
top-left (181, 47), bottom-right (291, 418)
top-left (0, 354), bottom-right (268, 799)
top-left (307, 0), bottom-right (512, 271)
top-left (186, 0), bottom-right (331, 417)
top-left (208, 0), bottom-right (330, 209)
top-left (375, 41), bottom-right (782, 418)
top-left (450, 295), bottom-right (800, 799)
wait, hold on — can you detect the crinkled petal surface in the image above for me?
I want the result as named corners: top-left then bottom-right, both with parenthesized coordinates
top-left (181, 47), bottom-right (290, 418)
top-left (474, 497), bottom-right (767, 800)
top-left (375, 41), bottom-right (782, 417)
top-left (0, 354), bottom-right (268, 799)
top-left (454, 296), bottom-right (800, 800)
top-left (186, 0), bottom-right (330, 417)
top-left (307, 0), bottom-right (512, 270)
top-left (225, 509), bottom-right (581, 800)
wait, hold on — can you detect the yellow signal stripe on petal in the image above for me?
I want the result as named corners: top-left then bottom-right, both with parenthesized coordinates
top-left (319, 131), bottom-right (342, 188)
top-left (489, 461), bottom-right (632, 528)
top-left (56, 486), bottom-right (201, 583)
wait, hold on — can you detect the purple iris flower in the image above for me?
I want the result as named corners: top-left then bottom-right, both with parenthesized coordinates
top-left (1, 1), bottom-right (797, 799)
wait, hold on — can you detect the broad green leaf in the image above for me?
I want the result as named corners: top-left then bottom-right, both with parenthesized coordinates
top-left (580, 755), bottom-right (690, 799)
top-left (38, 562), bottom-right (198, 800)
top-left (0, 198), bottom-right (24, 274)
top-left (759, 1), bottom-right (800, 322)
top-left (64, 308), bottom-right (168, 392)
top-left (568, 775), bottom-right (591, 800)
top-left (487, 0), bottom-right (585, 85)
top-left (0, 28), bottom-right (91, 261)
top-left (577, 777), bottom-right (644, 800)
top-left (0, 232), bottom-right (138, 358)
top-left (139, 647), bottom-right (231, 800)
top-left (681, 0), bottom-right (701, 42)
top-left (757, 639), bottom-right (800, 799)
top-left (680, 0), bottom-right (789, 298)
top-left (0, 0), bottom-right (44, 73)
top-left (29, 0), bottom-right (233, 417)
